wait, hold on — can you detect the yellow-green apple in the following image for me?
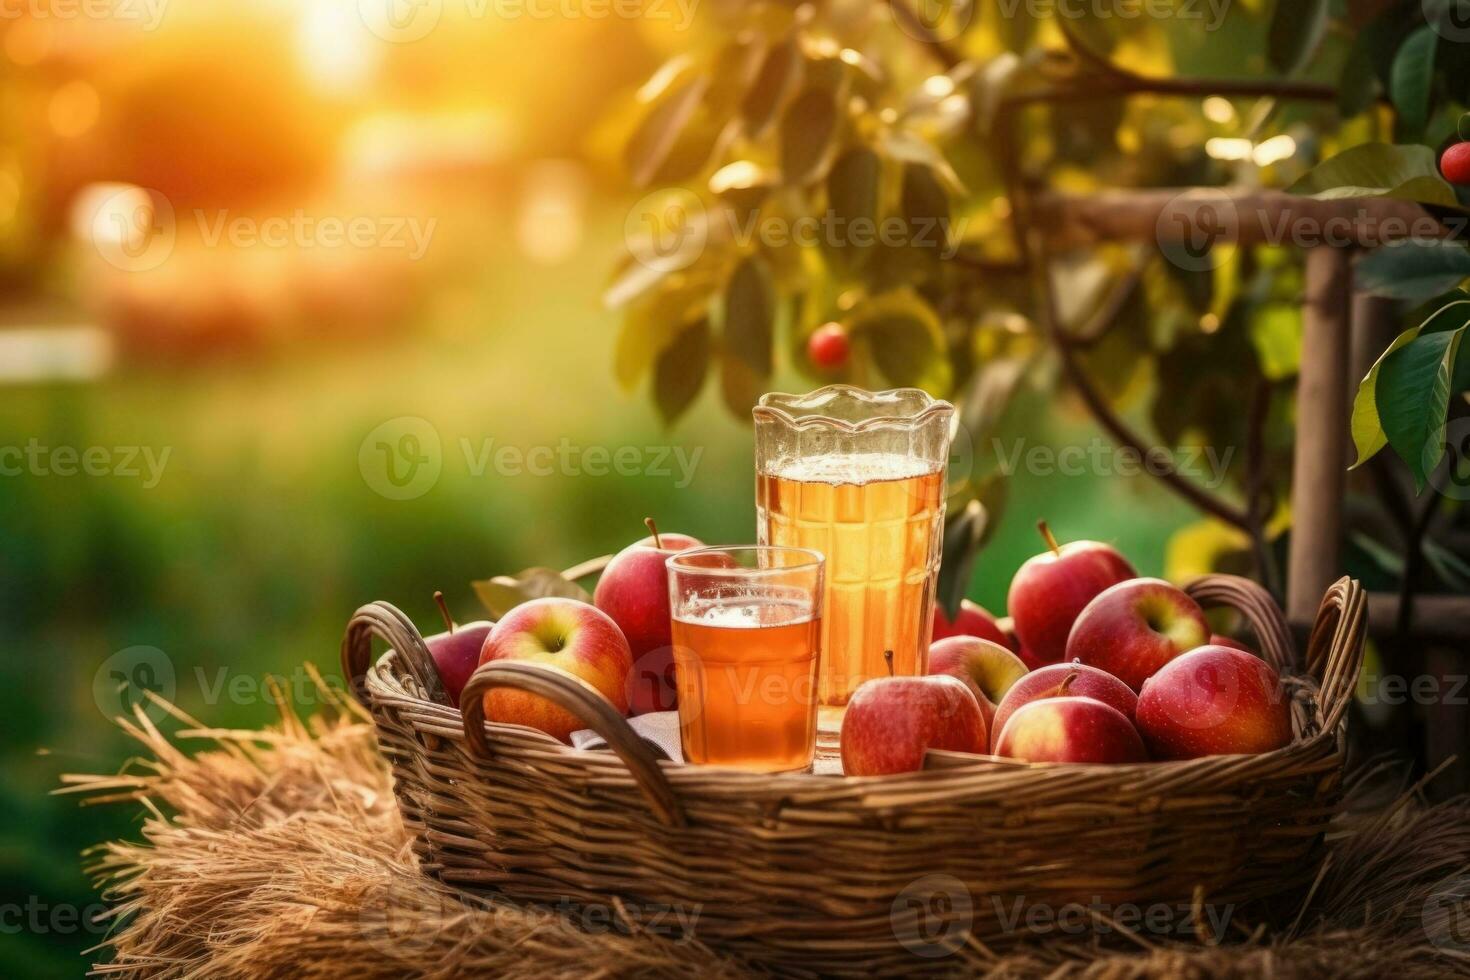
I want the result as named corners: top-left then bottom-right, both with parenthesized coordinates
top-left (1067, 578), bottom-right (1210, 691)
top-left (841, 675), bottom-right (987, 775)
top-left (424, 591), bottom-right (493, 707)
top-left (931, 599), bottom-right (1009, 646)
top-left (477, 597), bottom-right (633, 743)
top-left (1135, 645), bottom-right (1292, 760)
top-left (993, 696), bottom-right (1147, 764)
top-left (1007, 522), bottom-right (1136, 666)
top-left (990, 662), bottom-right (1136, 751)
top-left (593, 519), bottom-right (703, 715)
top-left (926, 636), bottom-right (1028, 732)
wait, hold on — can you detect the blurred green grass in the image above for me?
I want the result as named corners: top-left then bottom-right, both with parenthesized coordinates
top-left (0, 205), bottom-right (1192, 975)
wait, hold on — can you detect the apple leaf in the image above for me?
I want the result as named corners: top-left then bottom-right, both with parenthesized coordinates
top-left (624, 74), bottom-right (710, 189)
top-left (741, 38), bottom-right (802, 139)
top-left (653, 317), bottom-right (710, 426)
top-left (1389, 26), bottom-right (1437, 142)
top-left (936, 499), bottom-right (987, 621)
top-left (825, 146), bottom-right (880, 272)
top-left (1268, 0), bottom-right (1330, 75)
top-left (1375, 325), bottom-right (1468, 490)
top-left (613, 279), bottom-right (712, 392)
top-left (1350, 298), bottom-right (1470, 467)
top-left (472, 568), bottom-right (593, 620)
top-left (779, 86), bottom-right (839, 186)
top-left (1356, 239), bottom-right (1470, 301)
top-left (1286, 143), bottom-right (1458, 207)
top-left (900, 164), bottom-right (951, 255)
top-left (847, 288), bottom-right (953, 393)
top-left (719, 254), bottom-right (775, 416)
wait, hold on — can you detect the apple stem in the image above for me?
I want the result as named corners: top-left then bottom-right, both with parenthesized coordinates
top-left (433, 591), bottom-right (455, 634)
top-left (644, 517), bottom-right (663, 550)
top-left (1057, 669), bottom-right (1079, 697)
top-left (884, 649), bottom-right (894, 677)
top-left (1037, 520), bottom-right (1062, 558)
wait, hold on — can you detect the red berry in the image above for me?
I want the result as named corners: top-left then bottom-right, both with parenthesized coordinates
top-left (807, 322), bottom-right (849, 369)
top-left (1442, 142), bottom-right (1470, 186)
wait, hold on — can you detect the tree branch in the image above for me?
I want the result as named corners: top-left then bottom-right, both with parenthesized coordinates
top-left (1027, 231), bottom-right (1253, 531)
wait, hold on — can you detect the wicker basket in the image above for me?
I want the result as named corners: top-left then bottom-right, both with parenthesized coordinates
top-left (342, 573), bottom-right (1366, 976)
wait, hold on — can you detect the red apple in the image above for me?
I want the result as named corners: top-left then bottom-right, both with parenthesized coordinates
top-left (1135, 645), bottom-right (1292, 760)
top-left (593, 519), bottom-right (703, 715)
top-left (477, 597), bottom-right (633, 743)
top-left (1067, 578), bottom-right (1210, 691)
top-left (1210, 633), bottom-right (1253, 654)
top-left (994, 696), bottom-right (1147, 764)
top-left (926, 636), bottom-right (1028, 732)
top-left (931, 599), bottom-right (1009, 646)
top-left (424, 591), bottom-right (493, 707)
top-left (841, 675), bottom-right (987, 776)
top-left (990, 662), bottom-right (1137, 751)
top-left (1007, 522), bottom-right (1136, 666)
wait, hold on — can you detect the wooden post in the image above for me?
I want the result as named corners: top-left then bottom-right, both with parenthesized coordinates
top-left (1287, 247), bottom-right (1353, 624)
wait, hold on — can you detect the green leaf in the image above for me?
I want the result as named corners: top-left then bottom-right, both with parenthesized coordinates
top-left (969, 52), bottom-right (1022, 135)
top-left (706, 37), bottom-right (766, 121)
top-left (1267, 0), bottom-right (1329, 75)
top-left (1338, 30), bottom-right (1381, 118)
top-left (848, 288), bottom-right (952, 393)
top-left (1389, 26), bottom-right (1437, 142)
top-left (825, 146), bottom-right (880, 271)
top-left (613, 281), bottom-right (711, 391)
top-left (1377, 326), bottom-right (1466, 489)
top-left (653, 318), bottom-right (709, 426)
top-left (624, 75), bottom-right (710, 189)
top-left (1287, 142), bottom-right (1457, 207)
top-left (741, 38), bottom-right (802, 139)
top-left (473, 568), bottom-right (592, 619)
top-left (900, 164), bottom-right (951, 254)
top-left (1248, 303), bottom-right (1303, 380)
top-left (936, 499), bottom-right (987, 620)
top-left (779, 86), bottom-right (839, 185)
top-left (720, 255), bottom-right (775, 415)
top-left (1357, 240), bottom-right (1470, 301)
top-left (1350, 298), bottom-right (1470, 466)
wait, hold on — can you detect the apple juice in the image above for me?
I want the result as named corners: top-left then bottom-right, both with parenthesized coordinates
top-left (757, 451), bottom-right (946, 723)
top-left (670, 598), bottom-right (820, 773)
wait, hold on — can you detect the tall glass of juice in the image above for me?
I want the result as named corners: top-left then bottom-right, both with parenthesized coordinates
top-left (666, 546), bottom-right (823, 773)
top-left (754, 386), bottom-right (954, 735)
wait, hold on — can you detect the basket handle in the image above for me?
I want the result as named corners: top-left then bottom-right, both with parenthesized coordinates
top-left (1183, 573), bottom-right (1297, 675)
top-left (460, 660), bottom-right (686, 828)
top-left (1303, 576), bottom-right (1367, 731)
top-left (340, 601), bottom-right (448, 706)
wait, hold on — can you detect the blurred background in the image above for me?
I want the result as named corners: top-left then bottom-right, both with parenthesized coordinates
top-left (0, 2), bottom-right (1322, 975)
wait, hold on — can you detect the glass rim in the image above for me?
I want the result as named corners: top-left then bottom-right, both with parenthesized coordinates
top-left (752, 384), bottom-right (955, 433)
top-left (665, 544), bottom-right (825, 575)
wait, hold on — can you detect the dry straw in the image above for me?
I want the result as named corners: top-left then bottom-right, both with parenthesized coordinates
top-left (339, 574), bottom-right (1370, 975)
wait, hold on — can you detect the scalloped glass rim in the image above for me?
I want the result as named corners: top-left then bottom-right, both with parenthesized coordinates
top-left (753, 384), bottom-right (954, 433)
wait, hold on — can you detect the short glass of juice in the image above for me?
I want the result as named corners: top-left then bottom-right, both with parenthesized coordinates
top-left (666, 546), bottom-right (824, 773)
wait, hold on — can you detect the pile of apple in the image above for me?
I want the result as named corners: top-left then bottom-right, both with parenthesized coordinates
top-left (841, 523), bottom-right (1294, 776)
top-left (421, 521), bottom-right (703, 740)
